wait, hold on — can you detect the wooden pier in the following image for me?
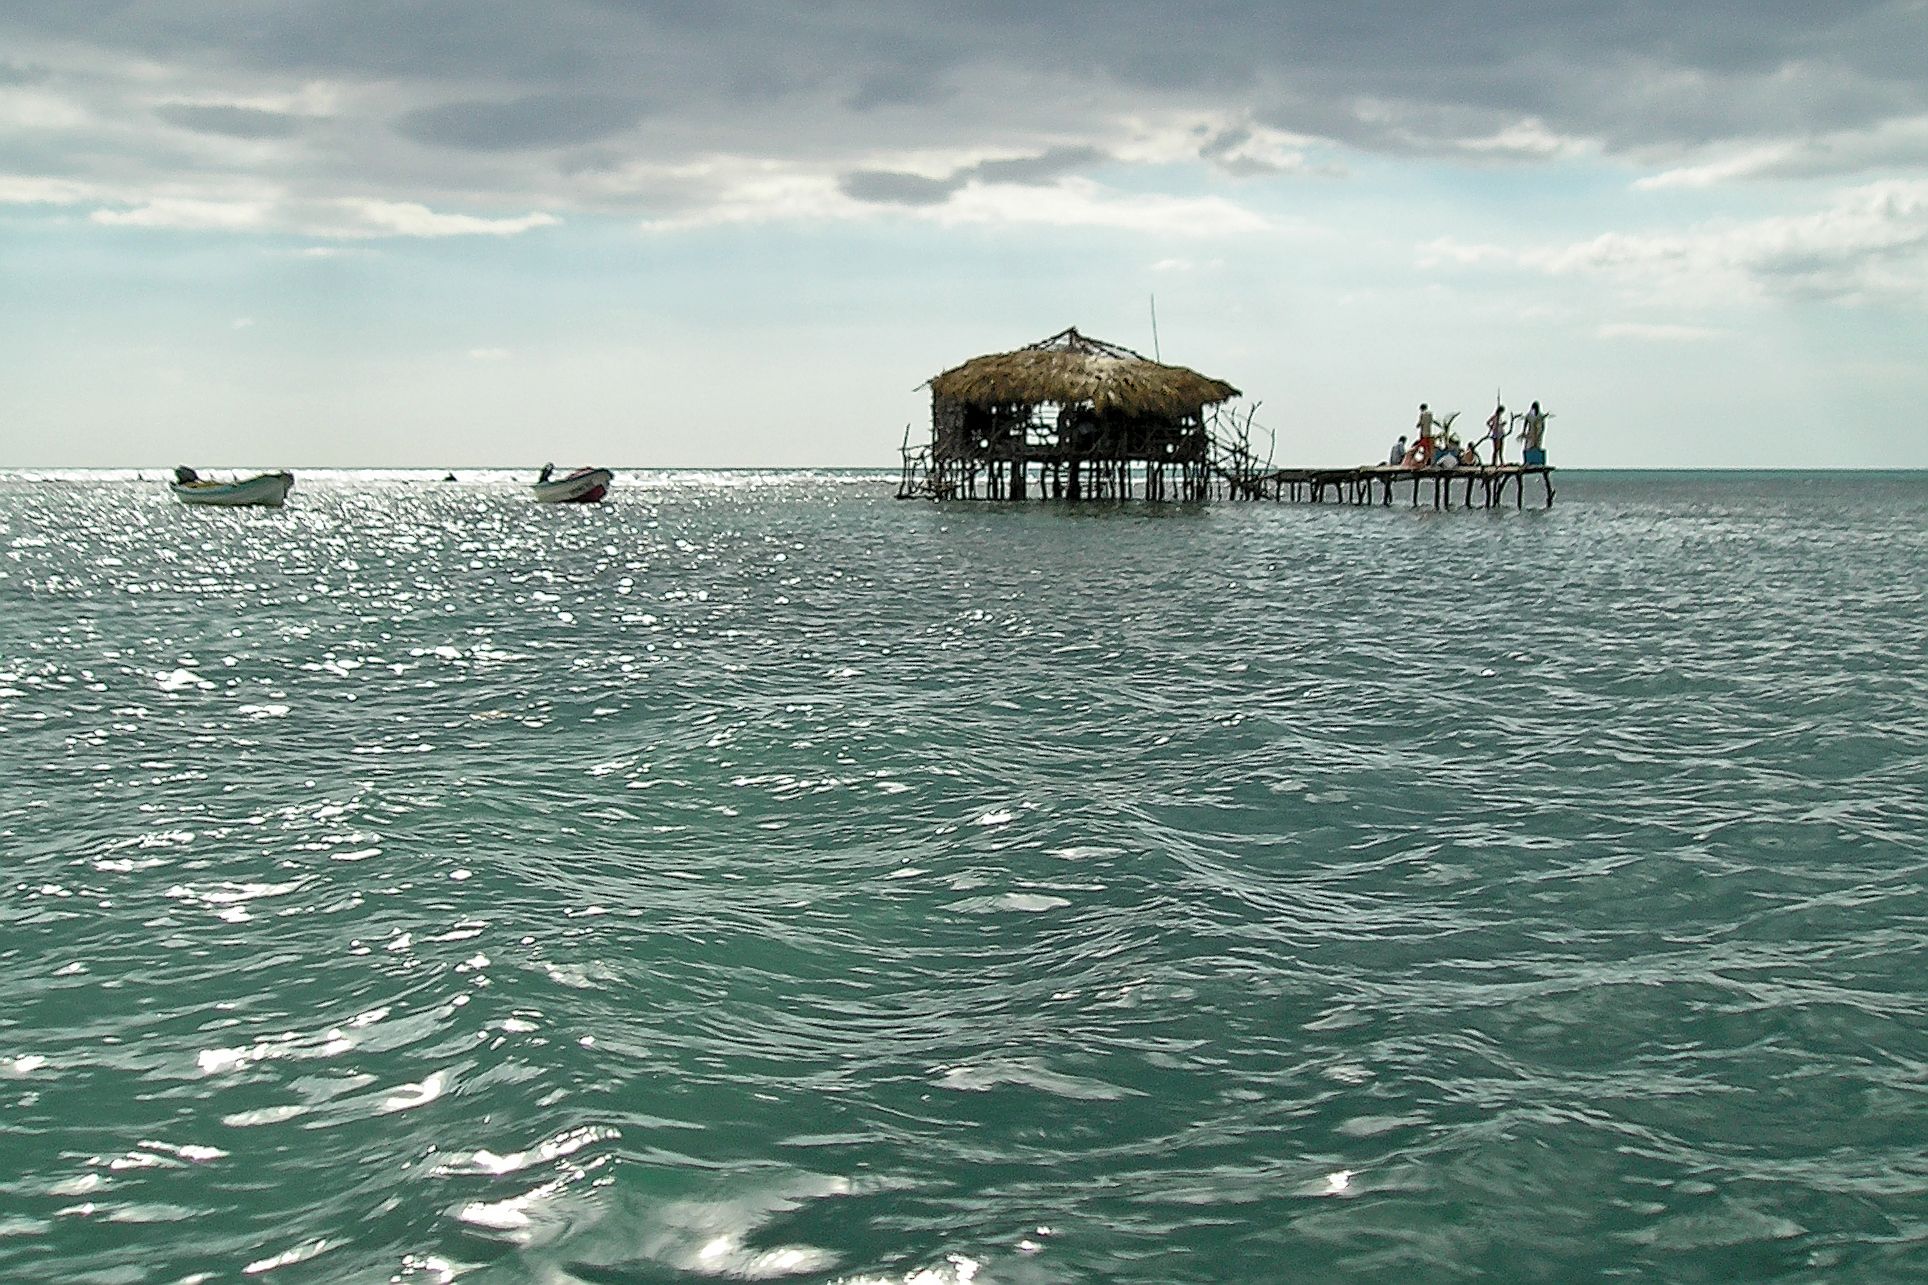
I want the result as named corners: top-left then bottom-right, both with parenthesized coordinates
top-left (897, 327), bottom-right (1557, 509)
top-left (1231, 464), bottom-right (1556, 509)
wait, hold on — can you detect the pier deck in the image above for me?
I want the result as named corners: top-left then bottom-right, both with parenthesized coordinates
top-left (1234, 464), bottom-right (1555, 509)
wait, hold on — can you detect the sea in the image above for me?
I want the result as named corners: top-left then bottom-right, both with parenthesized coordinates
top-left (1, 468), bottom-right (1924, 1284)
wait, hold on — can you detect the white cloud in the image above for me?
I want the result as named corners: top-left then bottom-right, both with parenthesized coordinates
top-left (0, 175), bottom-right (101, 204)
top-left (154, 82), bottom-right (345, 116)
top-left (91, 197), bottom-right (273, 230)
top-left (636, 159), bottom-right (1271, 236)
top-left (81, 192), bottom-right (557, 238)
top-left (933, 180), bottom-right (1270, 235)
top-left (1634, 144), bottom-right (1803, 191)
top-left (1415, 237), bottom-right (1510, 269)
top-left (332, 200), bottom-right (557, 238)
top-left (1423, 180), bottom-right (1928, 307)
top-left (637, 167), bottom-right (855, 232)
top-left (1457, 119), bottom-right (1593, 160)
top-left (0, 83), bottom-right (91, 129)
top-left (1596, 322), bottom-right (1724, 341)
top-left (466, 347), bottom-right (511, 361)
top-left (1636, 115), bottom-right (1928, 190)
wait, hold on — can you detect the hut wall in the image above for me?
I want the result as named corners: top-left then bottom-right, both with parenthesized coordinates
top-left (932, 397), bottom-right (1207, 465)
top-left (931, 396), bottom-right (971, 459)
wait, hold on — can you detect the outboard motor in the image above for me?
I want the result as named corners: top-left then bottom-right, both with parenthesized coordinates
top-left (173, 466), bottom-right (199, 484)
top-left (538, 463), bottom-right (554, 483)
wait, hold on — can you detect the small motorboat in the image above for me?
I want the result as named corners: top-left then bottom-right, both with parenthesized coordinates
top-left (169, 466), bottom-right (295, 507)
top-left (532, 463), bottom-right (613, 504)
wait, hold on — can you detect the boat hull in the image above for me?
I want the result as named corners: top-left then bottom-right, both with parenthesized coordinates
top-left (169, 472), bottom-right (295, 507)
top-left (533, 468), bottom-right (614, 503)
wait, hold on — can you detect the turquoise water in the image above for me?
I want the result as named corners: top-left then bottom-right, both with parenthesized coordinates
top-left (2, 469), bottom-right (1924, 1283)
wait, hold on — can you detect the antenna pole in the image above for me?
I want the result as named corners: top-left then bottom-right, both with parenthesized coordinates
top-left (1149, 294), bottom-right (1161, 361)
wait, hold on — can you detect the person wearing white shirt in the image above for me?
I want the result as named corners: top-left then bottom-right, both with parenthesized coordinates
top-left (1523, 402), bottom-right (1547, 452)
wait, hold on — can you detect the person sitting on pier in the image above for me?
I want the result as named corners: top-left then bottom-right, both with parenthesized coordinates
top-left (1486, 404), bottom-right (1508, 465)
top-left (1389, 434), bottom-right (1408, 466)
top-left (1461, 438), bottom-right (1482, 467)
top-left (1434, 435), bottom-right (1461, 469)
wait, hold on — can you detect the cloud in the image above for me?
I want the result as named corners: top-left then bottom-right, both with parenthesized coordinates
top-left (155, 102), bottom-right (305, 139)
top-left (1194, 121), bottom-right (1336, 177)
top-left (0, 0), bottom-right (1922, 239)
top-left (845, 69), bottom-right (948, 113)
top-left (393, 93), bottom-right (649, 152)
top-left (838, 145), bottom-right (1110, 207)
top-left (968, 145), bottom-right (1108, 185)
top-left (1636, 115), bottom-right (1928, 188)
top-left (90, 197), bottom-right (273, 231)
top-left (932, 181), bottom-right (1269, 236)
top-left (1597, 322), bottom-right (1724, 341)
top-left (0, 175), bottom-right (100, 204)
top-left (1425, 180), bottom-right (1928, 307)
top-left (647, 161), bottom-right (1268, 235)
top-left (1456, 119), bottom-right (1591, 160)
top-left (86, 193), bottom-right (558, 238)
top-left (336, 200), bottom-right (557, 238)
top-left (838, 169), bottom-right (959, 206)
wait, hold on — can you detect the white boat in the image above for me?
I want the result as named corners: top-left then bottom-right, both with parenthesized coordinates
top-left (169, 468), bottom-right (295, 507)
top-left (532, 463), bottom-right (613, 504)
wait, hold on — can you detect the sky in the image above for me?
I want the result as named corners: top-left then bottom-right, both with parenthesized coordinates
top-left (4, 1), bottom-right (1927, 469)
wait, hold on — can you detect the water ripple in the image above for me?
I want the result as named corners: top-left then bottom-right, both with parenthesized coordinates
top-left (1, 470), bottom-right (1925, 1281)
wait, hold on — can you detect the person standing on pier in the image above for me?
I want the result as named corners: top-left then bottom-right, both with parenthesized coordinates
top-left (1486, 403), bottom-right (1508, 465)
top-left (1415, 404), bottom-right (1435, 465)
top-left (1522, 401), bottom-right (1549, 463)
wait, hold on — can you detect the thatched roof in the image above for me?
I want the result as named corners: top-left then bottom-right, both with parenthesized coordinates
top-left (929, 327), bottom-right (1239, 416)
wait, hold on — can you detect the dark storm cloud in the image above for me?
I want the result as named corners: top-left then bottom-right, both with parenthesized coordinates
top-left (839, 146), bottom-right (1109, 206)
top-left (1196, 126), bottom-right (1297, 175)
top-left (155, 103), bottom-right (304, 138)
top-left (8, 0), bottom-right (1920, 152)
top-left (968, 146), bottom-right (1107, 185)
top-left (0, 0), bottom-right (1922, 222)
top-left (839, 169), bottom-right (960, 205)
top-left (845, 68), bottom-right (948, 113)
top-left (394, 93), bottom-right (650, 151)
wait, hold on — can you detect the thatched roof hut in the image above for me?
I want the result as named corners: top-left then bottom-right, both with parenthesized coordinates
top-left (928, 327), bottom-right (1239, 417)
top-left (901, 327), bottom-right (1241, 501)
